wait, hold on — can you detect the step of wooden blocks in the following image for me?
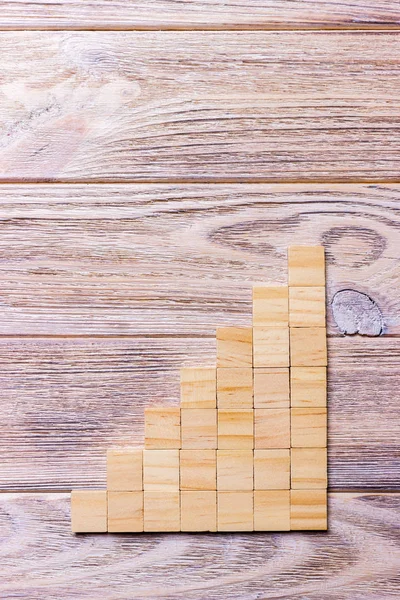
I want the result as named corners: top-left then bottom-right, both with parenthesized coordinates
top-left (71, 490), bottom-right (107, 533)
top-left (144, 406), bottom-right (181, 449)
top-left (216, 326), bottom-right (253, 367)
top-left (180, 367), bottom-right (216, 409)
top-left (106, 448), bottom-right (143, 491)
top-left (71, 245), bottom-right (328, 533)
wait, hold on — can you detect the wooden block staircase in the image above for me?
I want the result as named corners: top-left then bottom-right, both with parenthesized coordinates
top-left (71, 246), bottom-right (328, 533)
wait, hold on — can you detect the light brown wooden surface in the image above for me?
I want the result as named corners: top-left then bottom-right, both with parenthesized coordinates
top-left (0, 183), bottom-right (396, 335)
top-left (0, 335), bottom-right (398, 491)
top-left (0, 33), bottom-right (400, 182)
top-left (0, 1), bottom-right (398, 29)
top-left (1, 492), bottom-right (398, 598)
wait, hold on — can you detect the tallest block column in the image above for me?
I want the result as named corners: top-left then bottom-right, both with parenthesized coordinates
top-left (288, 246), bottom-right (328, 531)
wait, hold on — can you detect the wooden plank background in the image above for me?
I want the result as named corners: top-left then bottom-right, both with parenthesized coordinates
top-left (0, 4), bottom-right (399, 599)
top-left (0, 0), bottom-right (399, 29)
top-left (0, 32), bottom-right (400, 182)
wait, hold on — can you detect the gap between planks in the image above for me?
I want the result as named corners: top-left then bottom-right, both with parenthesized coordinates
top-left (0, 26), bottom-right (399, 32)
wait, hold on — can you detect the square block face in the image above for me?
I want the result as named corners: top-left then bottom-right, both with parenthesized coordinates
top-left (71, 490), bottom-right (107, 533)
top-left (253, 368), bottom-right (290, 409)
top-left (217, 491), bottom-right (253, 531)
top-left (107, 448), bottom-right (143, 491)
top-left (288, 246), bottom-right (325, 287)
top-left (144, 407), bottom-right (181, 449)
top-left (254, 449), bottom-right (290, 490)
top-left (291, 367), bottom-right (327, 408)
top-left (144, 492), bottom-right (180, 532)
top-left (253, 286), bottom-right (289, 327)
top-left (181, 409), bottom-right (217, 449)
top-left (291, 448), bottom-right (327, 489)
top-left (108, 492), bottom-right (143, 533)
top-left (254, 490), bottom-right (290, 531)
top-left (181, 491), bottom-right (217, 532)
top-left (143, 449), bottom-right (180, 491)
top-left (291, 408), bottom-right (327, 447)
top-left (289, 287), bottom-right (326, 328)
top-left (254, 409), bottom-right (290, 449)
top-left (218, 410), bottom-right (254, 449)
top-left (217, 327), bottom-right (253, 368)
top-left (217, 368), bottom-right (253, 409)
top-left (290, 327), bottom-right (327, 367)
top-left (253, 327), bottom-right (289, 368)
top-left (217, 450), bottom-right (253, 491)
top-left (290, 489), bottom-right (327, 530)
top-left (180, 367), bottom-right (216, 409)
top-left (180, 450), bottom-right (216, 491)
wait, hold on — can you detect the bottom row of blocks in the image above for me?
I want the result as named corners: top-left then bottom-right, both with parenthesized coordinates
top-left (71, 489), bottom-right (327, 533)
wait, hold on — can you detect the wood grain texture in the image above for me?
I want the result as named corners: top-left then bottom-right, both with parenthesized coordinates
top-left (0, 183), bottom-right (397, 335)
top-left (0, 336), bottom-right (398, 491)
top-left (0, 492), bottom-right (398, 598)
top-left (0, 1), bottom-right (399, 29)
top-left (0, 33), bottom-right (400, 182)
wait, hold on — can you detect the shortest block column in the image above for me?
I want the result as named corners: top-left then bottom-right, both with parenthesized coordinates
top-left (71, 490), bottom-right (107, 533)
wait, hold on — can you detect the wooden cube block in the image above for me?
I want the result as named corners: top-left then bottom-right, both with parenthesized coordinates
top-left (254, 409), bottom-right (290, 449)
top-left (254, 490), bottom-right (290, 531)
top-left (288, 246), bottom-right (325, 287)
top-left (254, 449), bottom-right (290, 490)
top-left (181, 491), bottom-right (217, 532)
top-left (291, 448), bottom-right (327, 489)
top-left (180, 367), bottom-right (216, 409)
top-left (107, 448), bottom-right (143, 491)
top-left (71, 490), bottom-right (107, 533)
top-left (217, 450), bottom-right (253, 491)
top-left (144, 492), bottom-right (180, 532)
top-left (108, 491), bottom-right (143, 532)
top-left (217, 491), bottom-right (253, 531)
top-left (181, 409), bottom-right (217, 449)
top-left (253, 327), bottom-right (289, 368)
top-left (218, 410), bottom-right (253, 449)
top-left (144, 407), bottom-right (181, 449)
top-left (217, 327), bottom-right (253, 368)
top-left (289, 287), bottom-right (326, 327)
top-left (180, 450), bottom-right (216, 490)
top-left (253, 368), bottom-right (289, 408)
top-left (217, 368), bottom-right (253, 409)
top-left (290, 327), bottom-right (327, 367)
top-left (290, 489), bottom-right (327, 530)
top-left (291, 408), bottom-right (327, 447)
top-left (143, 449), bottom-right (180, 491)
top-left (253, 286), bottom-right (288, 327)
top-left (290, 367), bottom-right (327, 408)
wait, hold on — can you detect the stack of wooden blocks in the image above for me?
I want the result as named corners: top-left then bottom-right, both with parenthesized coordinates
top-left (71, 246), bottom-right (327, 533)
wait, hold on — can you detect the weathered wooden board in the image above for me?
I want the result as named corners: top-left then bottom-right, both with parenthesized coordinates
top-left (0, 1), bottom-right (399, 29)
top-left (0, 183), bottom-right (397, 335)
top-left (0, 33), bottom-right (400, 182)
top-left (0, 492), bottom-right (398, 599)
top-left (0, 336), bottom-right (398, 491)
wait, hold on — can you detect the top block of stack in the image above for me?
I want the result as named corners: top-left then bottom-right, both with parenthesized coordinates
top-left (288, 246), bottom-right (325, 287)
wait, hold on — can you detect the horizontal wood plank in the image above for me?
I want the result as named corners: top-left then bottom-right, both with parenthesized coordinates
top-left (0, 1), bottom-right (399, 29)
top-left (0, 336), bottom-right (399, 491)
top-left (0, 32), bottom-right (400, 182)
top-left (0, 183), bottom-right (398, 335)
top-left (0, 492), bottom-right (399, 598)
